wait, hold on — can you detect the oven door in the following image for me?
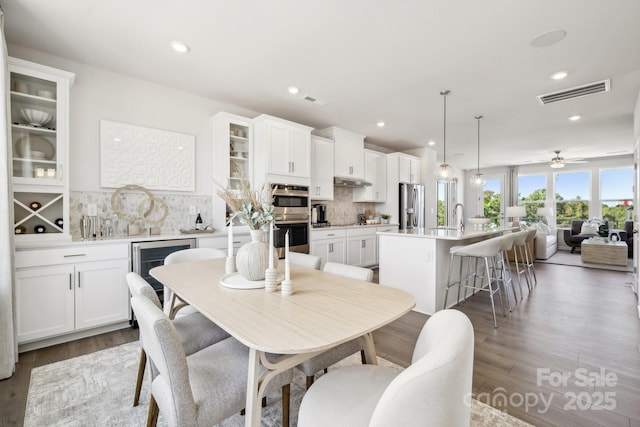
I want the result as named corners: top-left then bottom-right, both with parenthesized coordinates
top-left (274, 222), bottom-right (309, 257)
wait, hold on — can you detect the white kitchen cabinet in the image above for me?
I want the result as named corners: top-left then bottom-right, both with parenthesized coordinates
top-left (315, 127), bottom-right (365, 180)
top-left (15, 242), bottom-right (130, 344)
top-left (311, 229), bottom-right (347, 266)
top-left (346, 228), bottom-right (377, 267)
top-left (389, 152), bottom-right (421, 184)
top-left (10, 58), bottom-right (75, 241)
top-left (253, 114), bottom-right (313, 188)
top-left (197, 234), bottom-right (251, 255)
top-left (310, 136), bottom-right (334, 200)
top-left (353, 150), bottom-right (387, 202)
top-left (212, 112), bottom-right (253, 232)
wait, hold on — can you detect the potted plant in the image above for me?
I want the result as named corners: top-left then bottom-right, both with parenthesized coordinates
top-left (380, 213), bottom-right (391, 224)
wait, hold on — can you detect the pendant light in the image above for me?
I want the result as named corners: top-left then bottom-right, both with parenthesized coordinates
top-left (469, 115), bottom-right (486, 188)
top-left (435, 90), bottom-right (454, 182)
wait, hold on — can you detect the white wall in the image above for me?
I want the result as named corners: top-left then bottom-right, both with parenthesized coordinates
top-left (8, 44), bottom-right (259, 196)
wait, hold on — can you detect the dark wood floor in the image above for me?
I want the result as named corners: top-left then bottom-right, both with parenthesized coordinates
top-left (1, 262), bottom-right (639, 427)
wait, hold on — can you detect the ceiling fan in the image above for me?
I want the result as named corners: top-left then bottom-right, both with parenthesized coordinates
top-left (549, 150), bottom-right (587, 168)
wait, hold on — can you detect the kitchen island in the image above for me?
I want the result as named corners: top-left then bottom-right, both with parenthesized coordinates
top-left (378, 227), bottom-right (513, 315)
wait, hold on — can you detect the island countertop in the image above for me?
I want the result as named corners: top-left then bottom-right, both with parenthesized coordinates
top-left (377, 226), bottom-right (515, 241)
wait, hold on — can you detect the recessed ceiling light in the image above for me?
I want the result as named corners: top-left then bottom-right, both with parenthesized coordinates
top-left (170, 41), bottom-right (190, 53)
top-left (287, 86), bottom-right (300, 94)
top-left (376, 121), bottom-right (385, 127)
top-left (551, 71), bottom-right (568, 80)
top-left (427, 140), bottom-right (436, 146)
top-left (530, 29), bottom-right (567, 47)
top-left (568, 115), bottom-right (581, 121)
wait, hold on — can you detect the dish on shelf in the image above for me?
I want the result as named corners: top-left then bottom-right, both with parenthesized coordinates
top-left (14, 135), bottom-right (55, 160)
top-left (36, 90), bottom-right (55, 99)
top-left (20, 108), bottom-right (53, 126)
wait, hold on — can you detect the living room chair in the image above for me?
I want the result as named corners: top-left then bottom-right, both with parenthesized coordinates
top-left (131, 295), bottom-right (293, 427)
top-left (298, 309), bottom-right (474, 427)
top-left (288, 252), bottom-right (322, 270)
top-left (624, 220), bottom-right (634, 258)
top-left (296, 262), bottom-right (374, 388)
top-left (164, 248), bottom-right (226, 317)
top-left (563, 220), bottom-right (609, 253)
top-left (126, 272), bottom-right (230, 407)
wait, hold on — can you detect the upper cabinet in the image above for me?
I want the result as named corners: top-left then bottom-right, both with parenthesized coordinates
top-left (388, 152), bottom-right (422, 184)
top-left (353, 150), bottom-right (387, 202)
top-left (212, 112), bottom-right (253, 231)
top-left (253, 115), bottom-right (312, 187)
top-left (315, 127), bottom-right (365, 180)
top-left (310, 136), bottom-right (334, 200)
top-left (10, 58), bottom-right (75, 241)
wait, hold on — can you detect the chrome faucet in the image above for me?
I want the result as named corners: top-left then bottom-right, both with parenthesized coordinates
top-left (454, 203), bottom-right (465, 232)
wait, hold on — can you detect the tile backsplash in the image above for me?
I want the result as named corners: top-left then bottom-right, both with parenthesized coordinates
top-left (312, 187), bottom-right (376, 226)
top-left (70, 190), bottom-right (213, 237)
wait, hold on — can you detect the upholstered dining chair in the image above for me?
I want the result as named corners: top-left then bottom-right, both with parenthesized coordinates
top-left (296, 262), bottom-right (375, 388)
top-left (287, 252), bottom-right (322, 270)
top-left (131, 295), bottom-right (293, 427)
top-left (126, 272), bottom-right (230, 407)
top-left (163, 248), bottom-right (226, 317)
top-left (298, 309), bottom-right (474, 427)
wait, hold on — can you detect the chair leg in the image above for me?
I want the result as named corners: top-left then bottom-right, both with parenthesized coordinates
top-left (281, 384), bottom-right (290, 427)
top-left (147, 395), bottom-right (159, 427)
top-left (306, 375), bottom-right (314, 389)
top-left (360, 349), bottom-right (366, 364)
top-left (484, 258), bottom-right (499, 328)
top-left (133, 349), bottom-right (147, 407)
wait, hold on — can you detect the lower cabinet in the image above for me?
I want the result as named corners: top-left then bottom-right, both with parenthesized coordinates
top-left (310, 229), bottom-right (347, 266)
top-left (346, 229), bottom-right (377, 267)
top-left (197, 233), bottom-right (251, 255)
top-left (15, 243), bottom-right (130, 344)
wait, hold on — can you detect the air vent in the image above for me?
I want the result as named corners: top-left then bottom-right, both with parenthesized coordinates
top-left (300, 94), bottom-right (328, 106)
top-left (537, 79), bottom-right (610, 105)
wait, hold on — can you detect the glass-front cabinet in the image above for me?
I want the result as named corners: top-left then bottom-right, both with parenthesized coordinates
top-left (9, 58), bottom-right (75, 240)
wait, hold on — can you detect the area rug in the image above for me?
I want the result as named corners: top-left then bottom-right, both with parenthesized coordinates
top-left (25, 341), bottom-right (531, 427)
top-left (537, 249), bottom-right (632, 272)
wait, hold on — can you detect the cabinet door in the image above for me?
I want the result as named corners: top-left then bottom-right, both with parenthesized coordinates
top-left (75, 259), bottom-right (130, 330)
top-left (266, 121), bottom-right (290, 176)
top-left (334, 133), bottom-right (364, 179)
top-left (361, 235), bottom-right (377, 266)
top-left (410, 158), bottom-right (421, 183)
top-left (327, 239), bottom-right (346, 264)
top-left (16, 265), bottom-right (75, 343)
top-left (311, 138), bottom-right (334, 200)
top-left (398, 156), bottom-right (412, 183)
top-left (374, 153), bottom-right (387, 201)
top-left (290, 128), bottom-right (310, 178)
top-left (347, 238), bottom-right (362, 265)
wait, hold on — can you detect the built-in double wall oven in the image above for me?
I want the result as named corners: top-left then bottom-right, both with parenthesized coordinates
top-left (271, 184), bottom-right (310, 258)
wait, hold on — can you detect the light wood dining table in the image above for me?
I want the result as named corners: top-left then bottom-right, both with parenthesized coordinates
top-left (150, 258), bottom-right (415, 427)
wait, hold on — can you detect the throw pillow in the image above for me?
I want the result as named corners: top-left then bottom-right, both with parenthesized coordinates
top-left (580, 222), bottom-right (599, 235)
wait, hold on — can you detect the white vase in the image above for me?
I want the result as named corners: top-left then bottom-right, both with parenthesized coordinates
top-left (236, 229), bottom-right (277, 281)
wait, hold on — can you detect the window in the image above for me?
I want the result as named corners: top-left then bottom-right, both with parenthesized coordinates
top-left (600, 168), bottom-right (633, 229)
top-left (483, 178), bottom-right (502, 227)
top-left (437, 182), bottom-right (447, 226)
top-left (555, 171), bottom-right (590, 227)
top-left (518, 174), bottom-right (546, 223)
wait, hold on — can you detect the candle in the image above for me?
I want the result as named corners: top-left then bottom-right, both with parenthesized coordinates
top-left (269, 222), bottom-right (274, 269)
top-left (285, 230), bottom-right (290, 281)
top-left (227, 219), bottom-right (233, 257)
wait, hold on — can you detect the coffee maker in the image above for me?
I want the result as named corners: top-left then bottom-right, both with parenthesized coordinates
top-left (313, 204), bottom-right (328, 225)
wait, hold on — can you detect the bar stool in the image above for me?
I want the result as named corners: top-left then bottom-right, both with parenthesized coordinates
top-left (495, 232), bottom-right (521, 309)
top-left (443, 237), bottom-right (506, 328)
top-left (510, 230), bottom-right (532, 293)
top-left (524, 229), bottom-right (538, 287)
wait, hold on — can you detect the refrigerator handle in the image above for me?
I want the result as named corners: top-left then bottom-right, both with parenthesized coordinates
top-left (412, 187), bottom-right (418, 227)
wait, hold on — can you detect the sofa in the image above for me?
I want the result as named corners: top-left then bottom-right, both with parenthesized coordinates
top-left (534, 222), bottom-right (558, 260)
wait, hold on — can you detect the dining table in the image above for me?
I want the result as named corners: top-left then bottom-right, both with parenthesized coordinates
top-left (150, 258), bottom-right (416, 427)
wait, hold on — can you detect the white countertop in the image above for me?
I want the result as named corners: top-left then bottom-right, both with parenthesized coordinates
top-left (377, 226), bottom-right (514, 241)
top-left (312, 223), bottom-right (399, 231)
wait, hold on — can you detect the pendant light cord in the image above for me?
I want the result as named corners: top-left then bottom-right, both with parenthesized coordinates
top-left (443, 93), bottom-right (447, 163)
top-left (476, 116), bottom-right (480, 173)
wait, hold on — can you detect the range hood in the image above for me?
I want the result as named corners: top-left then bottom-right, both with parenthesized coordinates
top-left (333, 176), bottom-right (372, 188)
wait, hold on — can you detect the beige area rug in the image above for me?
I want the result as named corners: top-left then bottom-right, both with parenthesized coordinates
top-left (537, 249), bottom-right (632, 272)
top-left (25, 341), bottom-right (531, 427)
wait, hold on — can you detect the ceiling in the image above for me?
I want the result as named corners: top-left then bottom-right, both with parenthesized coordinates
top-left (3, 0), bottom-right (640, 170)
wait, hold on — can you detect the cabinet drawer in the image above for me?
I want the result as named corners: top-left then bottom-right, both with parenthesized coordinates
top-left (311, 229), bottom-right (346, 240)
top-left (16, 243), bottom-right (130, 269)
top-left (377, 226), bottom-right (399, 234)
top-left (346, 227), bottom-right (377, 238)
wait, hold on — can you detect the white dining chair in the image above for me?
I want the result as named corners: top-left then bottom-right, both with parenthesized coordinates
top-left (126, 272), bottom-right (230, 407)
top-left (164, 248), bottom-right (226, 317)
top-left (296, 262), bottom-right (375, 388)
top-left (298, 309), bottom-right (474, 427)
top-left (131, 295), bottom-right (293, 427)
top-left (288, 252), bottom-right (322, 270)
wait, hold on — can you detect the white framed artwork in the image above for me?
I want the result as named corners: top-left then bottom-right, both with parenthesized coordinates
top-left (100, 120), bottom-right (196, 192)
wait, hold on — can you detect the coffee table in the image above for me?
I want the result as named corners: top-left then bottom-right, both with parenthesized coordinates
top-left (581, 239), bottom-right (628, 266)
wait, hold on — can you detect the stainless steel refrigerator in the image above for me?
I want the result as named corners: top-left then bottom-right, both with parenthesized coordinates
top-left (399, 183), bottom-right (425, 229)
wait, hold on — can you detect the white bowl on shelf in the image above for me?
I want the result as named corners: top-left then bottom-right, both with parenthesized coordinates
top-left (21, 108), bottom-right (53, 126)
top-left (467, 217), bottom-right (491, 225)
top-left (36, 90), bottom-right (55, 99)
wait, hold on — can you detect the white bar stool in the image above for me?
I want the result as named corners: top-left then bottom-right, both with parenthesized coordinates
top-left (443, 236), bottom-right (506, 328)
top-left (524, 229), bottom-right (538, 287)
top-left (510, 230), bottom-right (532, 294)
top-left (494, 232), bottom-right (521, 309)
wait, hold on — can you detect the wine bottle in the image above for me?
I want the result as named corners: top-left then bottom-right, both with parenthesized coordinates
top-left (195, 213), bottom-right (203, 230)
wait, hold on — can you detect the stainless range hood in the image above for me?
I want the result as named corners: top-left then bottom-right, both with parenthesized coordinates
top-left (333, 176), bottom-right (372, 188)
